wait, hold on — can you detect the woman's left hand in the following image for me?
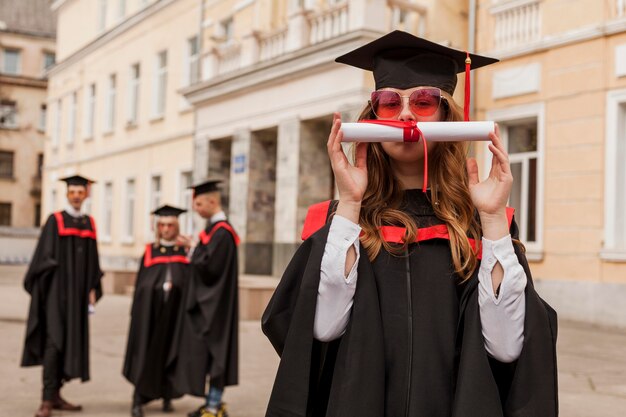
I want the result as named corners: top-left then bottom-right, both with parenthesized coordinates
top-left (466, 123), bottom-right (513, 218)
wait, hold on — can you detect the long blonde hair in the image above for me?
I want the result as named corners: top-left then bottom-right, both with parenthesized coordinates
top-left (356, 91), bottom-right (482, 281)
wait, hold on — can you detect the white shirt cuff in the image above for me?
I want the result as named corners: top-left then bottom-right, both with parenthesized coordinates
top-left (479, 234), bottom-right (527, 305)
top-left (327, 215), bottom-right (361, 283)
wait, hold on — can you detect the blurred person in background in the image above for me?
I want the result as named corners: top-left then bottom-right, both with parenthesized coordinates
top-left (21, 175), bottom-right (103, 417)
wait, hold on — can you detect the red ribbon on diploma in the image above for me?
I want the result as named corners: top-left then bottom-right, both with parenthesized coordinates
top-left (358, 119), bottom-right (423, 142)
top-left (357, 119), bottom-right (429, 193)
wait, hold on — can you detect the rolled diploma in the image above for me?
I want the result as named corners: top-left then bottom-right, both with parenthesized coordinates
top-left (341, 121), bottom-right (494, 142)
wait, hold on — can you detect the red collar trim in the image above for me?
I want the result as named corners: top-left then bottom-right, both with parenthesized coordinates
top-left (199, 221), bottom-right (240, 246)
top-left (301, 201), bottom-right (332, 241)
top-left (143, 243), bottom-right (190, 267)
top-left (301, 201), bottom-right (515, 259)
top-left (54, 211), bottom-right (97, 240)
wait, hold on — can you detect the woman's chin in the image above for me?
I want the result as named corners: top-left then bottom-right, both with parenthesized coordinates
top-left (384, 143), bottom-right (425, 162)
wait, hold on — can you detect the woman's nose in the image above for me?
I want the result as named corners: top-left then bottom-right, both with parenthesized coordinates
top-left (397, 97), bottom-right (415, 122)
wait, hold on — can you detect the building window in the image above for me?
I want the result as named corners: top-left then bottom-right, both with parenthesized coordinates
top-left (67, 92), bottom-right (77, 144)
top-left (604, 90), bottom-right (626, 254)
top-left (0, 203), bottom-right (11, 226)
top-left (83, 181), bottom-right (94, 214)
top-left (505, 121), bottom-right (539, 244)
top-left (34, 203), bottom-right (41, 227)
top-left (0, 101), bottom-right (17, 128)
top-left (150, 175), bottom-right (161, 210)
top-left (124, 178), bottom-right (135, 240)
top-left (52, 99), bottom-right (61, 147)
top-left (186, 36), bottom-right (199, 86)
top-left (0, 151), bottom-right (14, 178)
top-left (219, 18), bottom-right (234, 44)
top-left (105, 74), bottom-right (116, 133)
top-left (153, 51), bottom-right (167, 118)
top-left (103, 182), bottom-right (113, 240)
top-left (39, 104), bottom-right (47, 131)
top-left (2, 49), bottom-right (21, 75)
top-left (50, 189), bottom-right (57, 212)
top-left (37, 153), bottom-right (44, 178)
top-left (84, 84), bottom-right (96, 139)
top-left (127, 63), bottom-right (140, 125)
top-left (486, 104), bottom-right (544, 255)
top-left (98, 0), bottom-right (108, 32)
top-left (179, 171), bottom-right (193, 234)
top-left (43, 52), bottom-right (55, 71)
top-left (117, 0), bottom-right (126, 20)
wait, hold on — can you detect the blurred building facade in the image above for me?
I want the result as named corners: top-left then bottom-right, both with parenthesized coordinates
top-left (474, 0), bottom-right (626, 327)
top-left (0, 0), bottom-right (55, 262)
top-left (184, 0), bottom-right (470, 277)
top-left (42, 0), bottom-right (626, 325)
top-left (45, 0), bottom-right (199, 287)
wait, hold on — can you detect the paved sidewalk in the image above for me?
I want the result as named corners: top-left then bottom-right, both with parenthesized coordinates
top-left (1, 270), bottom-right (626, 417)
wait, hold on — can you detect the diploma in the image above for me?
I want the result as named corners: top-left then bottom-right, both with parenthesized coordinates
top-left (341, 121), bottom-right (495, 142)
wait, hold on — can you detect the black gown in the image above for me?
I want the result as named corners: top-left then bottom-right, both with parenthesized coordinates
top-left (21, 211), bottom-right (103, 383)
top-left (123, 243), bottom-right (190, 403)
top-left (172, 220), bottom-right (239, 396)
top-left (262, 190), bottom-right (558, 417)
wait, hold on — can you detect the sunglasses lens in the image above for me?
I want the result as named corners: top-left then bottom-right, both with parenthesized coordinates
top-left (371, 91), bottom-right (402, 118)
top-left (409, 88), bottom-right (441, 116)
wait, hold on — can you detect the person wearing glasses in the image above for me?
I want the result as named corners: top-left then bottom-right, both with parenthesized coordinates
top-left (123, 205), bottom-right (190, 417)
top-left (262, 32), bottom-right (558, 417)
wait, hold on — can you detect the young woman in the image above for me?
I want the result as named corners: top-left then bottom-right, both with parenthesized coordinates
top-left (123, 205), bottom-right (190, 417)
top-left (262, 31), bottom-right (558, 417)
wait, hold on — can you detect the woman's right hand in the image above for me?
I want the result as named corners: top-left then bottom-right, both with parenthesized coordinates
top-left (327, 113), bottom-right (368, 223)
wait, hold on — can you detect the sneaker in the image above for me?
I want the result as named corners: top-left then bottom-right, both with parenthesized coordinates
top-left (188, 404), bottom-right (205, 417)
top-left (200, 403), bottom-right (228, 417)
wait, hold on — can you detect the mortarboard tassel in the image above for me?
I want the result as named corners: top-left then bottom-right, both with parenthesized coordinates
top-left (464, 52), bottom-right (471, 122)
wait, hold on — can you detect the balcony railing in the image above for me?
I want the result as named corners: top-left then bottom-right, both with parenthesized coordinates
top-left (216, 42), bottom-right (242, 75)
top-left (204, 0), bottom-right (426, 81)
top-left (259, 28), bottom-right (289, 62)
top-left (492, 0), bottom-right (541, 50)
top-left (308, 2), bottom-right (349, 45)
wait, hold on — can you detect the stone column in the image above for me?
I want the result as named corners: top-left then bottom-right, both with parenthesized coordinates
top-left (273, 118), bottom-right (301, 275)
top-left (298, 119), bottom-right (334, 228)
top-left (193, 136), bottom-right (210, 182)
top-left (245, 132), bottom-right (277, 275)
top-left (229, 129), bottom-right (251, 271)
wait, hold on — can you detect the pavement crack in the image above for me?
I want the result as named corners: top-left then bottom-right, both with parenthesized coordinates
top-left (587, 376), bottom-right (596, 392)
top-left (0, 317), bottom-right (26, 324)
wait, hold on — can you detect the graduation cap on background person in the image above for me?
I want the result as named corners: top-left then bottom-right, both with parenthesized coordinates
top-left (151, 204), bottom-right (187, 218)
top-left (189, 179), bottom-right (223, 198)
top-left (335, 30), bottom-right (499, 120)
top-left (59, 175), bottom-right (95, 187)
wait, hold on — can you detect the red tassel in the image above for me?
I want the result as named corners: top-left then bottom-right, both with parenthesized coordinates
top-left (421, 135), bottom-right (428, 193)
top-left (464, 51), bottom-right (471, 122)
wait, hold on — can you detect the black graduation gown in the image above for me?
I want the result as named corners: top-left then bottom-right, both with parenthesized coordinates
top-left (262, 191), bottom-right (558, 417)
top-left (172, 220), bottom-right (239, 396)
top-left (123, 243), bottom-right (190, 402)
top-left (21, 211), bottom-right (103, 383)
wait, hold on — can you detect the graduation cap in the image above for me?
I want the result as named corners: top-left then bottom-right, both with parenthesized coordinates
top-left (59, 175), bottom-right (95, 187)
top-left (189, 179), bottom-right (223, 197)
top-left (151, 204), bottom-right (187, 218)
top-left (336, 30), bottom-right (498, 94)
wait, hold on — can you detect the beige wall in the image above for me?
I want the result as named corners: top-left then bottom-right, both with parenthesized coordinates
top-left (47, 0), bottom-right (197, 263)
top-left (474, 0), bottom-right (626, 326)
top-left (0, 31), bottom-right (55, 228)
top-left (54, 0), bottom-right (163, 61)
